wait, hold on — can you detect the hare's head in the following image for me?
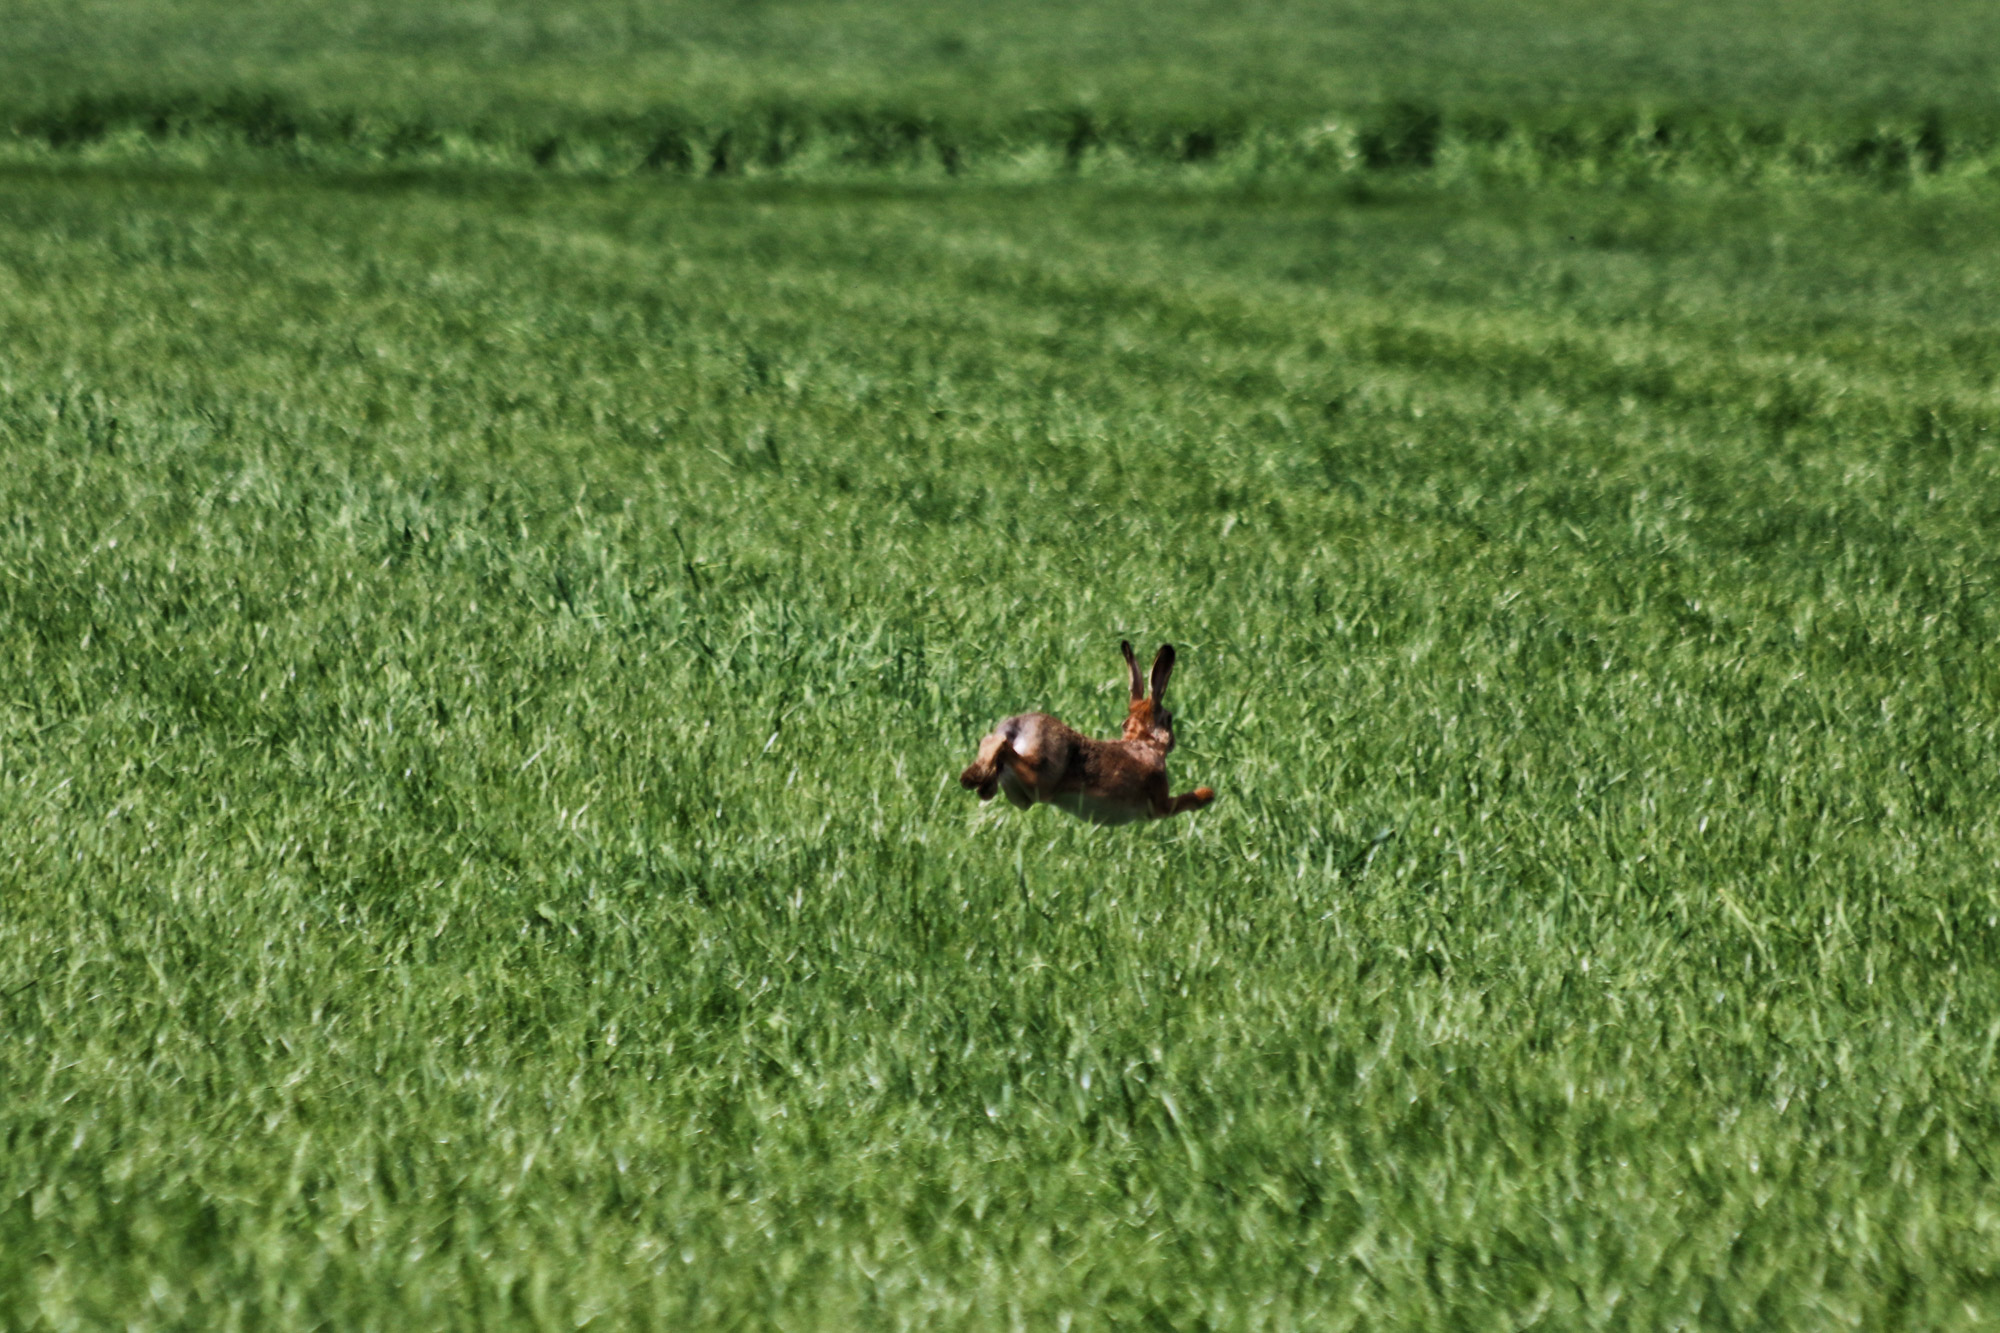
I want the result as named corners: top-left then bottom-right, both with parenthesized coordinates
top-left (1120, 641), bottom-right (1178, 751)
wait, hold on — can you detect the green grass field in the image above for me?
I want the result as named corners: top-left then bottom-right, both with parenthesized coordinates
top-left (7, 4), bottom-right (2000, 1330)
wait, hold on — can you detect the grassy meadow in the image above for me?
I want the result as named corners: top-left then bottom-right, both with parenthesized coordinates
top-left (7, 4), bottom-right (2000, 1330)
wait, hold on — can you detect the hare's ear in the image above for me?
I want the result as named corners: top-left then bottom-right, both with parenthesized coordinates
top-left (1121, 640), bottom-right (1145, 702)
top-left (1149, 644), bottom-right (1176, 703)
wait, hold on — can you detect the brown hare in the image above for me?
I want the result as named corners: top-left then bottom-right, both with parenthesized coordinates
top-left (959, 641), bottom-right (1216, 825)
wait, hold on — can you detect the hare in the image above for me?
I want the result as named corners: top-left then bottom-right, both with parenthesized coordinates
top-left (959, 641), bottom-right (1216, 825)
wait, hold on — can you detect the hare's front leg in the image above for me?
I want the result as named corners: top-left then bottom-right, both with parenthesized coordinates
top-left (1146, 775), bottom-right (1217, 819)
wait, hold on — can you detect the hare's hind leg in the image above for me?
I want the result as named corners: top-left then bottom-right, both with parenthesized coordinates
top-left (992, 715), bottom-right (1055, 807)
top-left (959, 731), bottom-right (1012, 801)
top-left (961, 716), bottom-right (1050, 808)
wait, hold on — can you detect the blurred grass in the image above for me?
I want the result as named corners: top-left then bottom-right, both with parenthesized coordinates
top-left (5, 162), bottom-right (2000, 1327)
top-left (15, 0), bottom-right (2000, 115)
top-left (8, 1), bottom-right (2000, 179)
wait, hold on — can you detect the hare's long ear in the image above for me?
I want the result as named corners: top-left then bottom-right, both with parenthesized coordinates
top-left (1149, 644), bottom-right (1176, 703)
top-left (1121, 640), bottom-right (1145, 702)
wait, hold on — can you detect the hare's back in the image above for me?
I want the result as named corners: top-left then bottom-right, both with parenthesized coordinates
top-left (997, 711), bottom-right (1080, 765)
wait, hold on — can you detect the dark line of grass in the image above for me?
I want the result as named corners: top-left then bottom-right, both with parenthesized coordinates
top-left (7, 90), bottom-right (1997, 185)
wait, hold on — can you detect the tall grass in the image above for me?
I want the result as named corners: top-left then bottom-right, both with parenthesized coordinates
top-left (4, 165), bottom-right (2000, 1327)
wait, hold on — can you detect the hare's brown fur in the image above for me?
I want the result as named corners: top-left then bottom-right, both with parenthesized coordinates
top-left (959, 642), bottom-right (1215, 825)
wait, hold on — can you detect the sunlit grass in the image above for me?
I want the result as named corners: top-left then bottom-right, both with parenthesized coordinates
top-left (4, 164), bottom-right (2000, 1328)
